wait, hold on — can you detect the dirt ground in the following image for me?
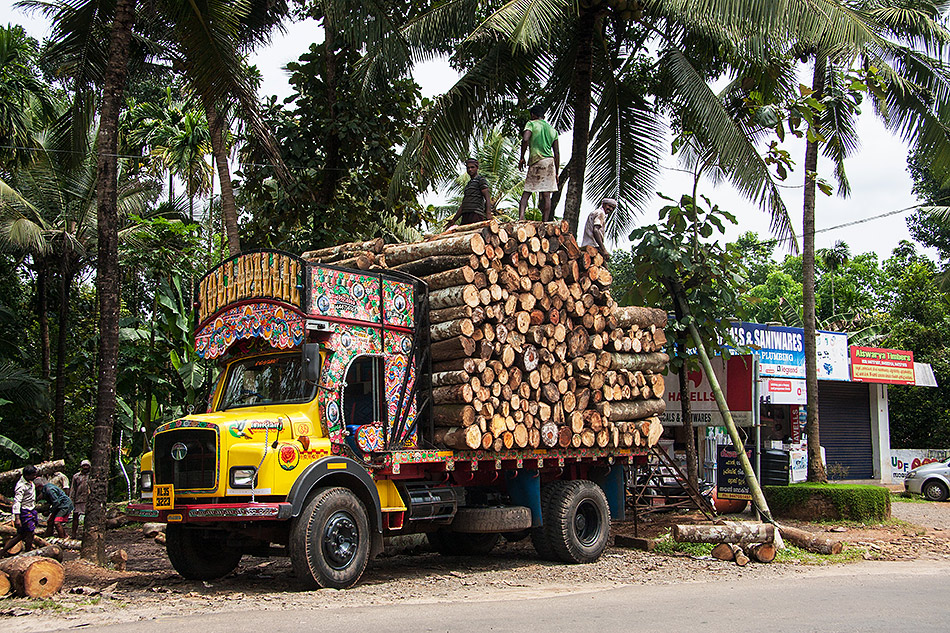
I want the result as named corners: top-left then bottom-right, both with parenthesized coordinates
top-left (3, 499), bottom-right (949, 631)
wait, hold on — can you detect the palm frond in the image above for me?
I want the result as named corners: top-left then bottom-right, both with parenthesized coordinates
top-left (660, 46), bottom-right (798, 248)
top-left (587, 80), bottom-right (664, 241)
top-left (473, 0), bottom-right (574, 52)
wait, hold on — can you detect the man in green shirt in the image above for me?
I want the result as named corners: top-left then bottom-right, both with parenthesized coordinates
top-left (519, 105), bottom-right (560, 221)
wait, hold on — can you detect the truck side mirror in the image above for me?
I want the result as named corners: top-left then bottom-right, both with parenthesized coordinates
top-left (302, 343), bottom-right (321, 384)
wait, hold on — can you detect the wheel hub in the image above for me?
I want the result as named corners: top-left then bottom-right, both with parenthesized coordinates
top-left (574, 500), bottom-right (601, 546)
top-left (323, 511), bottom-right (359, 569)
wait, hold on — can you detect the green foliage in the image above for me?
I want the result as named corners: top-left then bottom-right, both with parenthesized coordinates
top-left (618, 194), bottom-right (747, 373)
top-left (238, 41), bottom-right (423, 251)
top-left (119, 214), bottom-right (213, 451)
top-left (764, 483), bottom-right (891, 522)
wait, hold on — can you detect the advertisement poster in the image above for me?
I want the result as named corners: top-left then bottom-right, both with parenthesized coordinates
top-left (661, 356), bottom-right (753, 427)
top-left (717, 445), bottom-right (754, 500)
top-left (851, 347), bottom-right (915, 385)
top-left (762, 378), bottom-right (806, 405)
top-left (729, 322), bottom-right (849, 381)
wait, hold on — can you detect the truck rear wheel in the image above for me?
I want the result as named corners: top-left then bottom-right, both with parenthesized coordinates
top-left (541, 480), bottom-right (610, 564)
top-left (290, 487), bottom-right (371, 589)
top-left (427, 530), bottom-right (500, 556)
top-left (531, 483), bottom-right (559, 560)
top-left (165, 525), bottom-right (242, 580)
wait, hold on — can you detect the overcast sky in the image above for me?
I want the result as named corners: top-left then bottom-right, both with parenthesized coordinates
top-left (4, 7), bottom-right (935, 262)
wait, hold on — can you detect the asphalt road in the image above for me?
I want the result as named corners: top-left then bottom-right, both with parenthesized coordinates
top-left (55, 560), bottom-right (947, 633)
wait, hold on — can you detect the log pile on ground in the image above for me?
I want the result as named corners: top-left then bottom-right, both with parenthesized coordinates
top-left (305, 220), bottom-right (668, 452)
top-left (675, 521), bottom-right (778, 566)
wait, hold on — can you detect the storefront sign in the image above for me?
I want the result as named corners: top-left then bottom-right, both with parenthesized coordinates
top-left (890, 448), bottom-right (950, 480)
top-left (717, 445), bottom-right (754, 500)
top-left (662, 356), bottom-right (753, 427)
top-left (762, 378), bottom-right (806, 405)
top-left (729, 323), bottom-right (849, 381)
top-left (850, 347), bottom-right (915, 385)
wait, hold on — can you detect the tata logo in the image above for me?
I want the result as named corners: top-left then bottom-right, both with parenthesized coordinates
top-left (170, 442), bottom-right (188, 461)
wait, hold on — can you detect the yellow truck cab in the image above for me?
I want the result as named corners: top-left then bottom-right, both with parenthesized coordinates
top-left (128, 249), bottom-right (638, 589)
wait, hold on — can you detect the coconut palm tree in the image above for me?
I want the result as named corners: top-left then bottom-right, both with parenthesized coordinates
top-left (21, 0), bottom-right (287, 563)
top-left (819, 240), bottom-right (850, 317)
top-left (0, 24), bottom-right (55, 172)
top-left (348, 0), bottom-right (905, 242)
top-left (767, 1), bottom-right (950, 482)
top-left (0, 108), bottom-right (154, 461)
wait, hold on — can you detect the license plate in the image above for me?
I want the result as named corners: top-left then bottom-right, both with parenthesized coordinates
top-left (154, 484), bottom-right (175, 510)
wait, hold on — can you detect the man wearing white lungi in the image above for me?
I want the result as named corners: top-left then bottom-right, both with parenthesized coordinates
top-left (518, 105), bottom-right (560, 221)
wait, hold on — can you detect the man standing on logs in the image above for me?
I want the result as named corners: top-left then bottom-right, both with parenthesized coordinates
top-left (3, 465), bottom-right (38, 555)
top-left (446, 158), bottom-right (492, 228)
top-left (581, 198), bottom-right (616, 258)
top-left (519, 105), bottom-right (560, 221)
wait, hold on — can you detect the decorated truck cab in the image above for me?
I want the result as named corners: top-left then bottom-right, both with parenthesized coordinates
top-left (128, 248), bottom-right (642, 589)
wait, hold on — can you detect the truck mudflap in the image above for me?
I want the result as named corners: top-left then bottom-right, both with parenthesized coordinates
top-left (127, 502), bottom-right (292, 523)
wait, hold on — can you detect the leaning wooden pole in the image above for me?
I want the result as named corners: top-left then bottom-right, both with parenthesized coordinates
top-left (671, 287), bottom-right (782, 548)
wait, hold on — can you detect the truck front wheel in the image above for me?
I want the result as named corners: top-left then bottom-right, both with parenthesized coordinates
top-left (165, 525), bottom-right (242, 580)
top-left (290, 487), bottom-right (371, 589)
top-left (541, 480), bottom-right (610, 564)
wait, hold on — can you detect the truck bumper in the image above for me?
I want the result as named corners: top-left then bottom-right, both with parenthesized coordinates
top-left (127, 502), bottom-right (293, 523)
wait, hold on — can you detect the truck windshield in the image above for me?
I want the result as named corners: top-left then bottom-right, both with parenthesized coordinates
top-left (218, 354), bottom-right (315, 410)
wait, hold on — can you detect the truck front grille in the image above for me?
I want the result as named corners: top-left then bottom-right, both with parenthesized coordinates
top-left (154, 428), bottom-right (218, 490)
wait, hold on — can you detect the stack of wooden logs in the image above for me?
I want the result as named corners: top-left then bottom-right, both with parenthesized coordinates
top-left (673, 521), bottom-right (844, 565)
top-left (305, 220), bottom-right (670, 453)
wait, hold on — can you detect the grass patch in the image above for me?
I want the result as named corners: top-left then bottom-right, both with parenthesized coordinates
top-left (652, 532), bottom-right (867, 565)
top-left (653, 533), bottom-right (714, 557)
top-left (774, 544), bottom-right (867, 565)
top-left (891, 491), bottom-right (931, 504)
top-left (764, 483), bottom-right (890, 522)
top-left (22, 598), bottom-right (69, 612)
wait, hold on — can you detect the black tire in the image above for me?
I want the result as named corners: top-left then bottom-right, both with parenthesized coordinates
top-left (922, 479), bottom-right (949, 502)
top-left (427, 530), bottom-right (500, 556)
top-left (450, 506), bottom-right (532, 533)
top-left (531, 483), bottom-right (559, 560)
top-left (290, 487), bottom-right (371, 589)
top-left (165, 525), bottom-right (242, 580)
top-left (543, 480), bottom-right (610, 564)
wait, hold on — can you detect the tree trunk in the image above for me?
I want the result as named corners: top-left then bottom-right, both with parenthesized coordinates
top-left (205, 101), bottom-right (241, 256)
top-left (779, 524), bottom-right (841, 554)
top-left (562, 7), bottom-right (597, 237)
top-left (673, 521), bottom-right (774, 544)
top-left (83, 0), bottom-right (135, 566)
top-left (678, 353), bottom-right (698, 489)
top-left (312, 24), bottom-right (342, 245)
top-left (52, 253), bottom-right (75, 460)
top-left (34, 257), bottom-right (52, 458)
top-left (0, 556), bottom-right (63, 598)
top-left (803, 56), bottom-right (828, 483)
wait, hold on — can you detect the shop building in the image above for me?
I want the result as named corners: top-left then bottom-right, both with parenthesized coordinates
top-left (660, 322), bottom-right (937, 484)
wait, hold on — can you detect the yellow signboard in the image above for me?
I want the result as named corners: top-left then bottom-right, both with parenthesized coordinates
top-left (154, 484), bottom-right (175, 510)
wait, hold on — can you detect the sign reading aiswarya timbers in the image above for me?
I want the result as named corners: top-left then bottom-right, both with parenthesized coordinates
top-left (850, 347), bottom-right (915, 385)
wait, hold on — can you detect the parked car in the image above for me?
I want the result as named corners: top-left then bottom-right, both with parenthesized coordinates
top-left (904, 459), bottom-right (950, 501)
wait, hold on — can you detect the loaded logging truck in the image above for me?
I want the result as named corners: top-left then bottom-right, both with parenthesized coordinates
top-left (128, 225), bottom-right (667, 589)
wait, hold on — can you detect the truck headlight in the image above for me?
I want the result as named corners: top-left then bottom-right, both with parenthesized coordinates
top-left (230, 467), bottom-right (257, 488)
top-left (140, 471), bottom-right (153, 491)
